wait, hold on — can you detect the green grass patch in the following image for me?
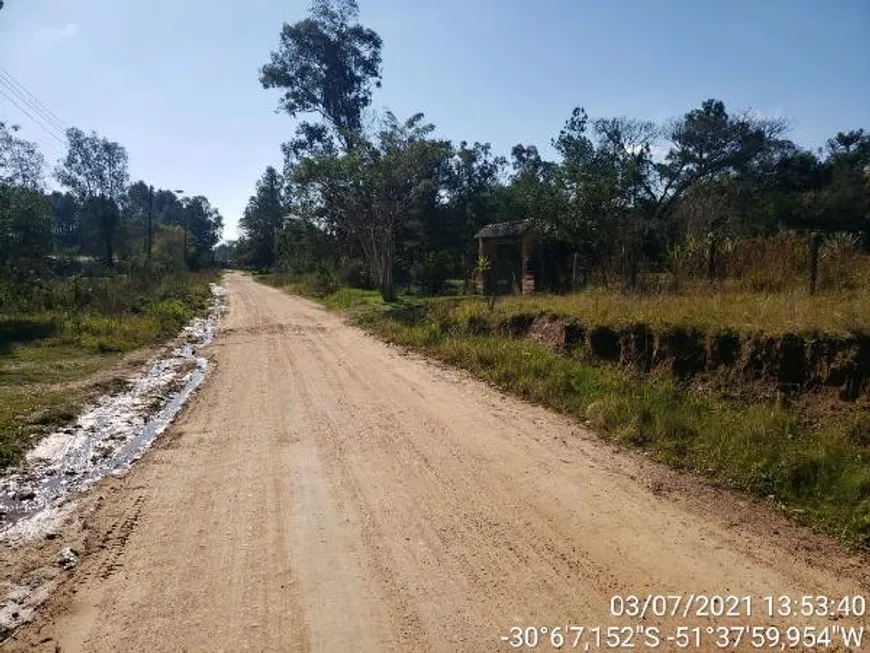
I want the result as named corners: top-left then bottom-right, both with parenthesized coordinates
top-left (257, 272), bottom-right (386, 314)
top-left (0, 270), bottom-right (220, 470)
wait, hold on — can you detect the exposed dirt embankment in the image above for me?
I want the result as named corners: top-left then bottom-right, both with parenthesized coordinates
top-left (447, 309), bottom-right (870, 400)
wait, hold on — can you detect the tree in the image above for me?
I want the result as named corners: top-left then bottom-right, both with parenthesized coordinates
top-left (0, 122), bottom-right (45, 189)
top-left (293, 112), bottom-right (450, 301)
top-left (239, 166), bottom-right (286, 269)
top-left (55, 128), bottom-right (129, 201)
top-left (550, 107), bottom-right (599, 287)
top-left (821, 130), bottom-right (870, 240)
top-left (181, 196), bottom-right (223, 268)
top-left (50, 191), bottom-right (80, 251)
top-left (260, 0), bottom-right (382, 153)
top-left (653, 100), bottom-right (786, 223)
top-left (276, 217), bottom-right (335, 274)
top-left (364, 113), bottom-right (451, 300)
top-left (564, 100), bottom-right (786, 286)
top-left (124, 180), bottom-right (152, 219)
top-left (0, 187), bottom-right (53, 274)
top-left (55, 128), bottom-right (129, 264)
top-left (443, 141), bottom-right (505, 284)
top-left (500, 144), bottom-right (562, 226)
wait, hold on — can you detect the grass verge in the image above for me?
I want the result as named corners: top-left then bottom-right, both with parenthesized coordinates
top-left (259, 273), bottom-right (870, 547)
top-left (0, 270), bottom-right (219, 470)
top-left (462, 286), bottom-right (870, 336)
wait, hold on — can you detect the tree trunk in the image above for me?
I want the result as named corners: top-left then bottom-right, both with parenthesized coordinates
top-left (380, 238), bottom-right (396, 302)
top-left (103, 206), bottom-right (114, 267)
top-left (706, 234), bottom-right (717, 283)
top-left (625, 245), bottom-right (638, 290)
top-left (571, 251), bottom-right (579, 292)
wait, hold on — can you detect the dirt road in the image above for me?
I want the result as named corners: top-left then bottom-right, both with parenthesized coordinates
top-left (8, 272), bottom-right (867, 652)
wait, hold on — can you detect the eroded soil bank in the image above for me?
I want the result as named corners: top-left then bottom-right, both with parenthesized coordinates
top-left (436, 307), bottom-right (870, 401)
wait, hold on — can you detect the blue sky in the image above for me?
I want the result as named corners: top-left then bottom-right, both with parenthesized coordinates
top-left (1, 0), bottom-right (868, 240)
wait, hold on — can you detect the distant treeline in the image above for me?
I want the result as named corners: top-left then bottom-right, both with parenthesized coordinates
top-left (1, 122), bottom-right (224, 304)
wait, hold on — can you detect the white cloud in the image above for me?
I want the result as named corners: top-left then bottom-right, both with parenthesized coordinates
top-left (33, 23), bottom-right (79, 45)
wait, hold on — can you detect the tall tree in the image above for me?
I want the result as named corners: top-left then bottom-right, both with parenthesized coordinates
top-left (653, 100), bottom-right (786, 222)
top-left (294, 112), bottom-right (450, 300)
top-left (821, 130), bottom-right (870, 239)
top-left (0, 122), bottom-right (45, 189)
top-left (181, 196), bottom-right (223, 268)
top-left (55, 128), bottom-right (129, 264)
top-left (0, 187), bottom-right (53, 273)
top-left (260, 0), bottom-right (383, 153)
top-left (50, 191), bottom-right (80, 251)
top-left (0, 123), bottom-right (53, 273)
top-left (55, 128), bottom-right (129, 201)
top-left (443, 141), bottom-right (504, 280)
top-left (550, 107), bottom-right (600, 286)
top-left (239, 166), bottom-right (286, 269)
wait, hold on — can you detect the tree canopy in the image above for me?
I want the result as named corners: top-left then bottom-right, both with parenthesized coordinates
top-left (260, 0), bottom-right (382, 153)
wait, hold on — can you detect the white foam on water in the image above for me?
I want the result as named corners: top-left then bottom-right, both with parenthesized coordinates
top-left (0, 283), bottom-right (226, 542)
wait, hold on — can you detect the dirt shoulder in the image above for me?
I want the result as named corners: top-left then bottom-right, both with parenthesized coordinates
top-left (3, 272), bottom-right (868, 652)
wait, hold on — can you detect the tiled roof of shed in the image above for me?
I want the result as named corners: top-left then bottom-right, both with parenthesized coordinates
top-left (474, 220), bottom-right (533, 239)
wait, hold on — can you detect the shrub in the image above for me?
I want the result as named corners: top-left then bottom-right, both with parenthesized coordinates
top-left (311, 268), bottom-right (340, 296)
top-left (149, 299), bottom-right (194, 337)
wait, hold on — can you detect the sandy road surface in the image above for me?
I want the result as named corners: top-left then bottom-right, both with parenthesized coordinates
top-left (7, 272), bottom-right (867, 652)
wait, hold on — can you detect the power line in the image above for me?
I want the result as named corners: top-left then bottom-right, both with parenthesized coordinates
top-left (0, 68), bottom-right (67, 133)
top-left (0, 81), bottom-right (66, 139)
top-left (0, 85), bottom-right (65, 144)
top-left (0, 80), bottom-right (66, 142)
top-left (0, 81), bottom-right (67, 142)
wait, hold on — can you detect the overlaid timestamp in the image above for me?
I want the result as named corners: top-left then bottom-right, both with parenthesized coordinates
top-left (610, 594), bottom-right (866, 619)
top-left (500, 624), bottom-right (867, 650)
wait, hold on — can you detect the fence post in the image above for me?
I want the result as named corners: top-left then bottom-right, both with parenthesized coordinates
top-left (807, 231), bottom-right (822, 295)
top-left (706, 233), bottom-right (717, 283)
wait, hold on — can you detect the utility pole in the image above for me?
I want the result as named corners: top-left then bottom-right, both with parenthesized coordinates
top-left (146, 185), bottom-right (154, 260)
top-left (174, 190), bottom-right (186, 267)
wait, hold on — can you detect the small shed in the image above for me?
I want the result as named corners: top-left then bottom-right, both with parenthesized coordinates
top-left (475, 220), bottom-right (536, 295)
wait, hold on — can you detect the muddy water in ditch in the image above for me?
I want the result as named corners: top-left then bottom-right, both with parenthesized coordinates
top-left (0, 285), bottom-right (225, 539)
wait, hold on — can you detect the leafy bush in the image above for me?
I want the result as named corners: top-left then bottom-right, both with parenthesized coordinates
top-left (311, 268), bottom-right (340, 296)
top-left (149, 299), bottom-right (194, 337)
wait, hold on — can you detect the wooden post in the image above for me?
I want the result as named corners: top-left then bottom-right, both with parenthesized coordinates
top-left (474, 238), bottom-right (489, 295)
top-left (706, 233), bottom-right (717, 283)
top-left (521, 233), bottom-right (535, 294)
top-left (807, 231), bottom-right (822, 295)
